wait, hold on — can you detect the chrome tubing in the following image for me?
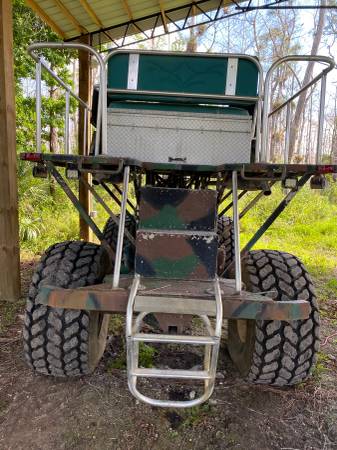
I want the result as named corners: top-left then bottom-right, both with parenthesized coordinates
top-left (28, 42), bottom-right (106, 155)
top-left (284, 102), bottom-right (291, 164)
top-left (316, 73), bottom-right (327, 164)
top-left (64, 90), bottom-right (70, 154)
top-left (125, 276), bottom-right (222, 408)
top-left (35, 61), bottom-right (42, 153)
top-left (261, 55), bottom-right (335, 162)
top-left (113, 165), bottom-right (130, 288)
top-left (232, 171), bottom-right (242, 293)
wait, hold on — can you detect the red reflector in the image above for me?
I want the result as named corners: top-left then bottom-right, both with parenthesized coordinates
top-left (318, 165), bottom-right (335, 174)
top-left (20, 152), bottom-right (43, 162)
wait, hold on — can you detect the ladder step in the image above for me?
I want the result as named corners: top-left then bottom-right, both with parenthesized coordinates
top-left (132, 333), bottom-right (217, 345)
top-left (131, 368), bottom-right (212, 380)
top-left (134, 295), bottom-right (216, 315)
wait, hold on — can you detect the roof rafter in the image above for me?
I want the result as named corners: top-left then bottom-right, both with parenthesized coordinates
top-left (121, 0), bottom-right (134, 21)
top-left (26, 0), bottom-right (337, 49)
top-left (159, 0), bottom-right (169, 34)
top-left (78, 0), bottom-right (104, 28)
top-left (52, 0), bottom-right (88, 34)
top-left (25, 0), bottom-right (66, 38)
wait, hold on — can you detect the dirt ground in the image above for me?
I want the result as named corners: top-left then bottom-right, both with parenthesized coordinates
top-left (0, 261), bottom-right (336, 450)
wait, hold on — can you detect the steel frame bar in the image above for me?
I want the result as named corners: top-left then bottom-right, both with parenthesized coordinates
top-left (101, 181), bottom-right (122, 208)
top-left (64, 0), bottom-right (321, 49)
top-left (232, 171), bottom-right (242, 293)
top-left (113, 183), bottom-right (136, 212)
top-left (46, 162), bottom-right (104, 241)
top-left (244, 4), bottom-right (337, 9)
top-left (35, 61), bottom-right (42, 153)
top-left (316, 74), bottom-right (327, 164)
top-left (242, 174), bottom-right (311, 254)
top-left (219, 190), bottom-right (247, 218)
top-left (113, 166), bottom-right (130, 288)
top-left (64, 89), bottom-right (70, 154)
top-left (80, 177), bottom-right (135, 245)
top-left (219, 189), bottom-right (232, 204)
top-left (239, 182), bottom-right (275, 219)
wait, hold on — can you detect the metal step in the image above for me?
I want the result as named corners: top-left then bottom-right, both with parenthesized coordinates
top-left (132, 333), bottom-right (217, 345)
top-left (126, 275), bottom-right (223, 408)
top-left (131, 368), bottom-right (212, 380)
top-left (134, 295), bottom-right (216, 315)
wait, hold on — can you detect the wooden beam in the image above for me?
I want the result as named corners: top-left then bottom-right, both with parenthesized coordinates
top-left (78, 0), bottom-right (103, 28)
top-left (78, 34), bottom-right (92, 242)
top-left (0, 0), bottom-right (21, 301)
top-left (52, 0), bottom-right (88, 34)
top-left (122, 0), bottom-right (134, 21)
top-left (159, 1), bottom-right (168, 34)
top-left (25, 0), bottom-right (66, 38)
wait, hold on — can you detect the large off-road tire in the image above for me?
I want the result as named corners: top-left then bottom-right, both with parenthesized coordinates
top-left (217, 216), bottom-right (234, 272)
top-left (23, 241), bottom-right (110, 377)
top-left (102, 215), bottom-right (136, 273)
top-left (228, 250), bottom-right (320, 386)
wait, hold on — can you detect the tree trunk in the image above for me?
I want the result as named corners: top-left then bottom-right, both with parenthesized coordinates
top-left (288, 0), bottom-right (326, 160)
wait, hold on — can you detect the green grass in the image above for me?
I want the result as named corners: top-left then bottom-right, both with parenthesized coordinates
top-left (20, 173), bottom-right (337, 282)
top-left (237, 182), bottom-right (337, 277)
top-left (311, 352), bottom-right (331, 380)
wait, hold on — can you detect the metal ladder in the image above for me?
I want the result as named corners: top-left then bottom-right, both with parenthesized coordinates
top-left (126, 275), bottom-right (223, 408)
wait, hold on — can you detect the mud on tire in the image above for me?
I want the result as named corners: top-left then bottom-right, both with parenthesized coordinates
top-left (217, 216), bottom-right (235, 272)
top-left (228, 250), bottom-right (320, 386)
top-left (102, 215), bottom-right (136, 273)
top-left (23, 241), bottom-right (110, 377)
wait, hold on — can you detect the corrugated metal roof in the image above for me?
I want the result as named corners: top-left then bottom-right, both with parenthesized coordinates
top-left (25, 0), bottom-right (239, 45)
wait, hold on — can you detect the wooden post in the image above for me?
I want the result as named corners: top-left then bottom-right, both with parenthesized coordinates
top-left (0, 0), bottom-right (21, 301)
top-left (78, 34), bottom-right (92, 242)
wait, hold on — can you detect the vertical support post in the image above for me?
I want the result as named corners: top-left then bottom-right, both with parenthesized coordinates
top-left (232, 171), bottom-right (241, 293)
top-left (284, 102), bottom-right (291, 164)
top-left (78, 34), bottom-right (92, 241)
top-left (83, 108), bottom-right (88, 155)
top-left (36, 61), bottom-right (42, 152)
top-left (316, 73), bottom-right (327, 164)
top-left (113, 166), bottom-right (130, 288)
top-left (64, 89), bottom-right (70, 154)
top-left (0, 0), bottom-right (21, 301)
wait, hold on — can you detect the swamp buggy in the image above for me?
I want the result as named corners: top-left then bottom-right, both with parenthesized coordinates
top-left (21, 43), bottom-right (337, 407)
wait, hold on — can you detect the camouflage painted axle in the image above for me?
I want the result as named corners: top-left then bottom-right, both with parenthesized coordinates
top-left (36, 281), bottom-right (310, 320)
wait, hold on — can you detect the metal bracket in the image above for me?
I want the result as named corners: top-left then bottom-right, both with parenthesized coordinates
top-left (240, 166), bottom-right (286, 182)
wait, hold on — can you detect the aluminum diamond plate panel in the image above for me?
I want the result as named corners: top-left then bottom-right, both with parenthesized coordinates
top-left (106, 108), bottom-right (253, 164)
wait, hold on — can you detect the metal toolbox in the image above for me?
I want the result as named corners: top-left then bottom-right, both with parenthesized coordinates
top-left (106, 108), bottom-right (253, 164)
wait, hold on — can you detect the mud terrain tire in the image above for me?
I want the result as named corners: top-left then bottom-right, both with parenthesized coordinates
top-left (228, 250), bottom-right (320, 386)
top-left (23, 241), bottom-right (110, 377)
top-left (217, 216), bottom-right (235, 272)
top-left (102, 215), bottom-right (136, 273)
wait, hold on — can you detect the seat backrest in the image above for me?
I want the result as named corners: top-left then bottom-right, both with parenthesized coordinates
top-left (106, 51), bottom-right (260, 109)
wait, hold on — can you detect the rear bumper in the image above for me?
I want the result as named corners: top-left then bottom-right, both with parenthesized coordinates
top-left (36, 276), bottom-right (310, 321)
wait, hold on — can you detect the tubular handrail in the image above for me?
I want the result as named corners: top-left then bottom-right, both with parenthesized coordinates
top-left (268, 69), bottom-right (329, 118)
top-left (28, 44), bottom-right (336, 164)
top-left (261, 55), bottom-right (335, 163)
top-left (31, 55), bottom-right (90, 110)
top-left (28, 42), bottom-right (107, 155)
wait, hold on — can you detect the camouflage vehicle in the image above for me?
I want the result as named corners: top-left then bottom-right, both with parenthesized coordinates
top-left (22, 44), bottom-right (337, 407)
